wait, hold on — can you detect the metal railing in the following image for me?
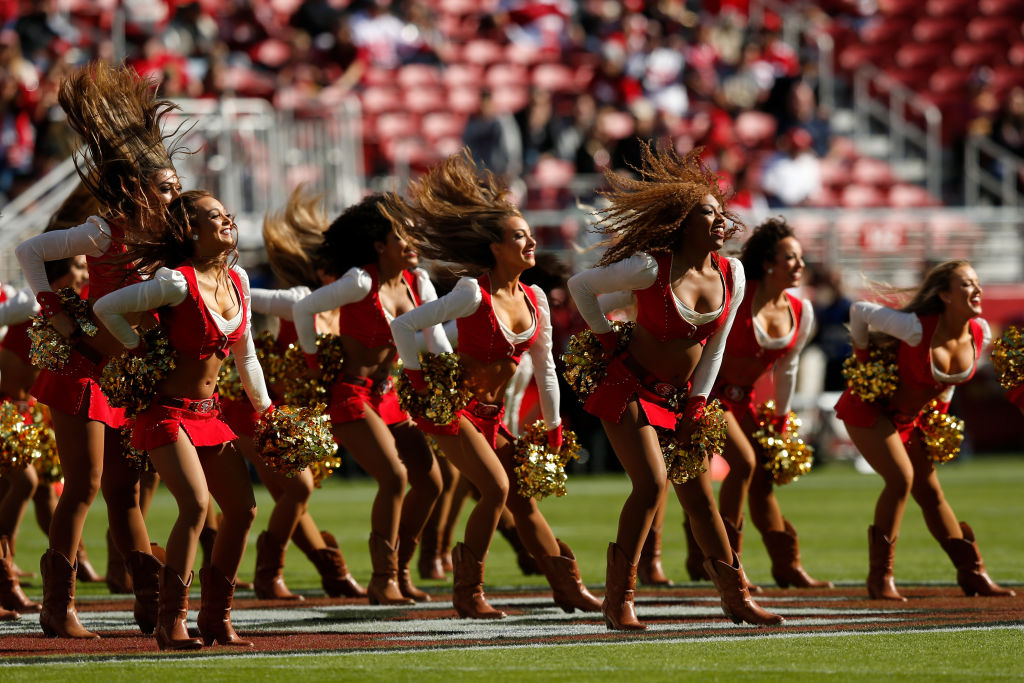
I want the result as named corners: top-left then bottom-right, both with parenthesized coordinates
top-left (965, 135), bottom-right (1024, 207)
top-left (853, 63), bottom-right (943, 197)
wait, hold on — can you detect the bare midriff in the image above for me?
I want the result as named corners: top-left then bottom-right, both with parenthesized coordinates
top-left (339, 335), bottom-right (399, 384)
top-left (461, 355), bottom-right (518, 405)
top-left (625, 324), bottom-right (702, 388)
top-left (157, 354), bottom-right (226, 400)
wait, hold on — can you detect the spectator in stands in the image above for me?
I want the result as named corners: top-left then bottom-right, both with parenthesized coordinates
top-left (761, 128), bottom-right (822, 207)
top-left (515, 88), bottom-right (562, 173)
top-left (778, 80), bottom-right (831, 157)
top-left (462, 90), bottom-right (522, 181)
top-left (161, 2), bottom-right (219, 59)
top-left (808, 266), bottom-right (852, 392)
top-left (992, 87), bottom-right (1024, 159)
top-left (0, 67), bottom-right (34, 200)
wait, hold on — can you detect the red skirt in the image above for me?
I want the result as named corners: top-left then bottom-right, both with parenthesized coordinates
top-left (131, 395), bottom-right (236, 451)
top-left (712, 381), bottom-right (756, 423)
top-left (31, 347), bottom-right (126, 429)
top-left (583, 354), bottom-right (680, 429)
top-left (220, 397), bottom-right (260, 439)
top-left (834, 391), bottom-right (919, 443)
top-left (329, 375), bottom-right (408, 426)
top-left (454, 398), bottom-right (515, 449)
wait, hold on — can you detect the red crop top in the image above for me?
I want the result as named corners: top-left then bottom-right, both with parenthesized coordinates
top-left (456, 274), bottom-right (540, 365)
top-left (164, 264), bottom-right (247, 359)
top-left (337, 264), bottom-right (421, 348)
top-left (724, 283), bottom-right (803, 368)
top-left (635, 251), bottom-right (734, 345)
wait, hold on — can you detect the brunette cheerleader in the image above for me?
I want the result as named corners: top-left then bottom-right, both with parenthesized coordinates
top-left (292, 194), bottom-right (443, 604)
top-left (835, 260), bottom-right (1014, 600)
top-left (94, 190), bottom-right (271, 650)
top-left (384, 150), bottom-right (601, 619)
top-left (14, 64), bottom-right (183, 639)
top-left (567, 143), bottom-right (781, 629)
top-left (683, 218), bottom-right (830, 589)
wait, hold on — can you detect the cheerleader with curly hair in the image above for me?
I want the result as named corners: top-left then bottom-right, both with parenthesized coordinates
top-left (14, 63), bottom-right (183, 639)
top-left (835, 260), bottom-right (1014, 600)
top-left (290, 192), bottom-right (443, 605)
top-left (383, 150), bottom-right (601, 619)
top-left (567, 142), bottom-right (781, 629)
top-left (682, 217), bottom-right (830, 590)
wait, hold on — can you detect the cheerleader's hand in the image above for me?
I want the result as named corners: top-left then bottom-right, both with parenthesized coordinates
top-left (771, 412), bottom-right (790, 434)
top-left (853, 346), bottom-right (870, 363)
top-left (546, 424), bottom-right (563, 452)
top-left (50, 311), bottom-right (77, 340)
top-left (405, 368), bottom-right (427, 392)
top-left (260, 403), bottom-right (277, 419)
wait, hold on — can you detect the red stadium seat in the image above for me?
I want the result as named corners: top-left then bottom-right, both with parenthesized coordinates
top-left (929, 67), bottom-right (972, 95)
top-left (421, 112), bottom-right (467, 142)
top-left (860, 17), bottom-right (913, 46)
top-left (490, 86), bottom-right (529, 114)
top-left (911, 17), bottom-right (963, 44)
top-left (978, 0), bottom-right (1024, 16)
top-left (397, 64), bottom-right (443, 90)
top-left (485, 63), bottom-right (529, 89)
top-left (838, 43), bottom-right (892, 72)
top-left (404, 87), bottom-right (447, 114)
top-left (895, 42), bottom-right (950, 70)
top-left (966, 16), bottom-right (1019, 43)
top-left (819, 157), bottom-right (851, 189)
top-left (888, 183), bottom-right (938, 207)
top-left (733, 111), bottom-right (777, 149)
top-left (462, 40), bottom-right (505, 66)
top-left (374, 112), bottom-right (418, 141)
top-left (878, 0), bottom-right (923, 18)
top-left (531, 63), bottom-right (576, 92)
top-left (360, 86), bottom-right (402, 115)
top-left (1009, 42), bottom-right (1024, 67)
top-left (597, 110), bottom-right (636, 141)
top-left (951, 42), bottom-right (1005, 69)
top-left (840, 184), bottom-right (887, 208)
top-left (448, 87), bottom-right (481, 114)
top-left (442, 63), bottom-right (483, 90)
top-left (362, 66), bottom-right (396, 87)
top-left (851, 157), bottom-right (897, 188)
top-left (925, 0), bottom-right (974, 20)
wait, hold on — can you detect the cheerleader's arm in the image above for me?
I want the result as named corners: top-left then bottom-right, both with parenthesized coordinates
top-left (93, 268), bottom-right (187, 349)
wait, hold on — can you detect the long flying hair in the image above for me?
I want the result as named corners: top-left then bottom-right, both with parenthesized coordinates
top-left (315, 193), bottom-right (394, 278)
top-left (59, 62), bottom-right (186, 235)
top-left (381, 149), bottom-right (521, 275)
top-left (594, 142), bottom-right (744, 266)
top-left (127, 190), bottom-right (236, 278)
top-left (740, 216), bottom-right (795, 282)
top-left (262, 184), bottom-right (328, 288)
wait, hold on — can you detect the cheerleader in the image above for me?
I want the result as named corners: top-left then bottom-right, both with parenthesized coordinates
top-left (292, 193), bottom-right (442, 605)
top-left (219, 186), bottom-right (365, 600)
top-left (835, 260), bottom-right (1014, 600)
top-left (14, 64), bottom-right (182, 639)
top-left (94, 190), bottom-right (271, 650)
top-left (683, 218), bottom-right (830, 589)
top-left (567, 143), bottom-right (781, 629)
top-left (384, 150), bottom-right (601, 619)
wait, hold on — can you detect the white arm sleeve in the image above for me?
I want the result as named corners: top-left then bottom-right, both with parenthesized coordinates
top-left (390, 278), bottom-right (478, 370)
top-left (229, 266), bottom-right (272, 412)
top-left (16, 217), bottom-right (112, 295)
top-left (0, 287), bottom-right (40, 326)
top-left (412, 268), bottom-right (451, 355)
top-left (978, 318), bottom-right (992, 358)
top-left (567, 253), bottom-right (658, 333)
top-left (503, 352), bottom-right (533, 436)
top-left (690, 258), bottom-right (746, 399)
top-left (92, 268), bottom-right (188, 349)
top-left (772, 298), bottom-right (815, 415)
top-left (526, 286), bottom-right (561, 430)
top-left (598, 291), bottom-right (637, 316)
top-left (250, 286), bottom-right (310, 321)
top-left (293, 268), bottom-right (373, 353)
top-left (850, 302), bottom-right (922, 348)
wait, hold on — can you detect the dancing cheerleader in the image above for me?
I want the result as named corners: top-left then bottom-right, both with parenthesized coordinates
top-left (14, 64), bottom-right (183, 639)
top-left (384, 150), bottom-right (601, 619)
top-left (835, 260), bottom-right (1014, 600)
top-left (93, 190), bottom-right (270, 650)
top-left (683, 218), bottom-right (829, 589)
top-left (292, 193), bottom-right (443, 605)
top-left (567, 143), bottom-right (782, 629)
top-left (217, 186), bottom-right (365, 600)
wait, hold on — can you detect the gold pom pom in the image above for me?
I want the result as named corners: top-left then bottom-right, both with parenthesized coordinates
top-left (512, 421), bottom-right (581, 500)
top-left (28, 288), bottom-right (98, 370)
top-left (0, 402), bottom-right (43, 478)
top-left (100, 327), bottom-right (177, 418)
top-left (396, 352), bottom-right (472, 426)
top-left (562, 321), bottom-right (634, 402)
top-left (281, 335), bottom-right (345, 407)
top-left (752, 401), bottom-right (815, 485)
top-left (255, 403), bottom-right (338, 476)
top-left (992, 325), bottom-right (1024, 392)
top-left (218, 332), bottom-right (280, 402)
top-left (658, 399), bottom-right (727, 484)
top-left (918, 400), bottom-right (964, 464)
top-left (26, 403), bottom-right (61, 484)
top-left (841, 345), bottom-right (899, 403)
top-left (120, 425), bottom-right (153, 471)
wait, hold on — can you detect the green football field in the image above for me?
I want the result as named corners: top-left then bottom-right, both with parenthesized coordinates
top-left (3, 455), bottom-right (1023, 680)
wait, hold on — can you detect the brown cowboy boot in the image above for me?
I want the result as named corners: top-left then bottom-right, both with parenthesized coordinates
top-left (76, 541), bottom-right (103, 583)
top-left (397, 535), bottom-right (430, 602)
top-left (294, 531), bottom-right (366, 598)
top-left (638, 525), bottom-right (673, 586)
top-left (155, 567), bottom-right (202, 650)
top-left (0, 535), bottom-right (40, 613)
top-left (253, 531), bottom-right (303, 601)
top-left (451, 542), bottom-right (505, 619)
top-left (683, 516), bottom-right (708, 581)
top-left (367, 533), bottom-right (414, 605)
top-left (125, 550), bottom-right (162, 634)
top-left (602, 542), bottom-right (645, 631)
top-left (539, 539), bottom-right (602, 613)
top-left (105, 530), bottom-right (131, 594)
top-left (723, 517), bottom-right (762, 594)
top-left (497, 519), bottom-right (542, 576)
top-left (417, 527), bottom-right (446, 581)
top-left (0, 604), bottom-right (17, 620)
top-left (197, 566), bottom-right (252, 647)
top-left (867, 525), bottom-right (906, 601)
top-left (762, 519), bottom-right (833, 589)
top-left (943, 522), bottom-right (1016, 597)
top-left (703, 556), bottom-right (784, 626)
top-left (39, 549), bottom-right (98, 639)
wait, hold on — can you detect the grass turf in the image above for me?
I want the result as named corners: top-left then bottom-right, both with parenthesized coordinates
top-left (4, 455), bottom-right (1023, 679)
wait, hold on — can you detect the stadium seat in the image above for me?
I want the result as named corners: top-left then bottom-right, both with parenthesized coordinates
top-left (421, 112), bottom-right (467, 142)
top-left (485, 63), bottom-right (529, 89)
top-left (929, 67), bottom-right (972, 95)
top-left (925, 0), bottom-right (974, 20)
top-left (951, 42), bottom-right (1004, 70)
top-left (878, 0), bottom-right (922, 18)
top-left (404, 87), bottom-right (447, 115)
top-left (840, 184), bottom-right (887, 208)
top-left (1009, 42), bottom-right (1024, 67)
top-left (990, 66), bottom-right (1024, 95)
top-left (819, 157), bottom-right (852, 189)
top-left (851, 157), bottom-right (897, 188)
top-left (360, 86), bottom-right (403, 115)
top-left (397, 64), bottom-right (443, 90)
top-left (462, 39), bottom-right (505, 66)
top-left (978, 0), bottom-right (1024, 16)
top-left (374, 111), bottom-right (418, 141)
top-left (597, 110), bottom-right (636, 141)
top-left (966, 16), bottom-right (1019, 43)
top-left (447, 87), bottom-right (481, 114)
top-left (489, 86), bottom-right (529, 113)
top-left (888, 183), bottom-right (938, 207)
top-left (531, 63), bottom-right (576, 92)
top-left (910, 17), bottom-right (963, 44)
top-left (895, 42), bottom-right (950, 70)
top-left (362, 66), bottom-right (396, 87)
top-left (442, 63), bottom-right (483, 90)
top-left (734, 111), bottom-right (777, 150)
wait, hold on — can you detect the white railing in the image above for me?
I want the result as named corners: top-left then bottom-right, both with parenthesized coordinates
top-left (853, 63), bottom-right (943, 197)
top-left (965, 135), bottom-right (1024, 207)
